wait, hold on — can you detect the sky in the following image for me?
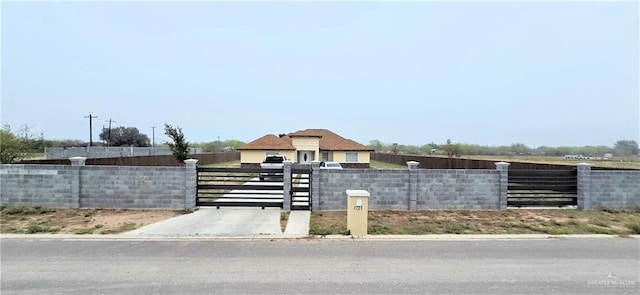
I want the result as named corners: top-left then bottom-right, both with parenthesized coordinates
top-left (1, 1), bottom-right (639, 148)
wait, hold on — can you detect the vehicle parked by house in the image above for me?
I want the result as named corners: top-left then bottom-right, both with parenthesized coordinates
top-left (320, 161), bottom-right (343, 169)
top-left (260, 155), bottom-right (288, 180)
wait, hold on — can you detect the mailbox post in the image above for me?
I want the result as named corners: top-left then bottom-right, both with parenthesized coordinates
top-left (346, 190), bottom-right (370, 237)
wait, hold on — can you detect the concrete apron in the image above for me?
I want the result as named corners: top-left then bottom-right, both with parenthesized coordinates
top-left (125, 207), bottom-right (286, 237)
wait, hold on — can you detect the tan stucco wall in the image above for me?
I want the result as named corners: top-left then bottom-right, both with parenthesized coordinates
top-left (292, 137), bottom-right (320, 156)
top-left (329, 151), bottom-right (370, 163)
top-left (242, 149), bottom-right (369, 164)
top-left (240, 150), bottom-right (296, 163)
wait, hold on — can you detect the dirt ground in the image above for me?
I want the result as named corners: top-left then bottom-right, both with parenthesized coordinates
top-left (0, 207), bottom-right (185, 234)
top-left (2, 206), bottom-right (639, 236)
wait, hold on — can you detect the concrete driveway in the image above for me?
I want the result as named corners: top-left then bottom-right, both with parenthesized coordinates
top-left (125, 208), bottom-right (310, 237)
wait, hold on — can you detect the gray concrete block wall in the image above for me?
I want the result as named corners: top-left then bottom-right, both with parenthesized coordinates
top-left (319, 169), bottom-right (411, 210)
top-left (45, 147), bottom-right (201, 159)
top-left (79, 166), bottom-right (186, 209)
top-left (317, 169), bottom-right (500, 210)
top-left (0, 164), bottom-right (74, 207)
top-left (589, 171), bottom-right (640, 210)
top-left (416, 170), bottom-right (500, 209)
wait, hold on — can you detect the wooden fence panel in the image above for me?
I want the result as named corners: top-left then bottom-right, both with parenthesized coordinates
top-left (371, 153), bottom-right (579, 170)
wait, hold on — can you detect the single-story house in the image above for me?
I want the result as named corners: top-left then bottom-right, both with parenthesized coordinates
top-left (238, 129), bottom-right (373, 168)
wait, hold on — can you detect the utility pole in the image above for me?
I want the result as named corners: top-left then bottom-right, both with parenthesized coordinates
top-left (84, 112), bottom-right (98, 146)
top-left (102, 125), bottom-right (106, 145)
top-left (105, 118), bottom-right (115, 146)
top-left (151, 126), bottom-right (156, 147)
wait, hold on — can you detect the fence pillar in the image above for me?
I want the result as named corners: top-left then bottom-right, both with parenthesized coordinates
top-left (69, 157), bottom-right (86, 208)
top-left (577, 163), bottom-right (592, 210)
top-left (311, 161), bottom-right (321, 211)
top-left (495, 162), bottom-right (510, 210)
top-left (407, 161), bottom-right (419, 210)
top-left (184, 159), bottom-right (198, 210)
top-left (283, 161), bottom-right (292, 211)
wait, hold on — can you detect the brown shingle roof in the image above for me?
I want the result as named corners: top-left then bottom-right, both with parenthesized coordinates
top-left (237, 134), bottom-right (296, 150)
top-left (239, 129), bottom-right (372, 152)
top-left (288, 129), bottom-right (373, 151)
top-left (327, 138), bottom-right (373, 151)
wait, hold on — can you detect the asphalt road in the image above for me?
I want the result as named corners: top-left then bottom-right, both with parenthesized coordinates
top-left (1, 238), bottom-right (639, 294)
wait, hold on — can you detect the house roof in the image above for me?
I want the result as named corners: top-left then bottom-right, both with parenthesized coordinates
top-left (327, 138), bottom-right (373, 151)
top-left (287, 129), bottom-right (373, 151)
top-left (237, 134), bottom-right (296, 150)
top-left (239, 129), bottom-right (372, 152)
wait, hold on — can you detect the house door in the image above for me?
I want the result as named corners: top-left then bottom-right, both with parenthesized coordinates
top-left (297, 151), bottom-right (315, 164)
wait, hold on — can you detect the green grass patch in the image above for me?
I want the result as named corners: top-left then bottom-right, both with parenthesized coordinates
top-left (26, 224), bottom-right (59, 234)
top-left (199, 161), bottom-right (241, 168)
top-left (99, 222), bottom-right (138, 234)
top-left (309, 213), bottom-right (349, 236)
top-left (280, 212), bottom-right (290, 232)
top-left (2, 206), bottom-right (56, 215)
top-left (624, 217), bottom-right (640, 234)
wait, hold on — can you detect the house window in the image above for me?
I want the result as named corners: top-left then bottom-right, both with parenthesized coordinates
top-left (345, 152), bottom-right (358, 163)
top-left (321, 151), bottom-right (329, 162)
top-left (266, 151), bottom-right (279, 156)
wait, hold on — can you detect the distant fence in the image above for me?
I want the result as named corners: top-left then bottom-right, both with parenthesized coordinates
top-left (371, 153), bottom-right (577, 170)
top-left (45, 146), bottom-right (202, 160)
top-left (20, 152), bottom-right (240, 167)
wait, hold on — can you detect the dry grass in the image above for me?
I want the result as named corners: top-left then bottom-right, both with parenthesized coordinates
top-left (200, 161), bottom-right (242, 168)
top-left (0, 206), bottom-right (186, 234)
top-left (310, 209), bottom-right (640, 236)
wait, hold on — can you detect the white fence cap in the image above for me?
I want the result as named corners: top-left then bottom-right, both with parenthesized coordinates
top-left (346, 190), bottom-right (370, 197)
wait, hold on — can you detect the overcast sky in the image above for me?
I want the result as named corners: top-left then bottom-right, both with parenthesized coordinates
top-left (1, 1), bottom-right (638, 147)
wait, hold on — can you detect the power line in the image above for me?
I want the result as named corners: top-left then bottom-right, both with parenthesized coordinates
top-left (84, 112), bottom-right (98, 146)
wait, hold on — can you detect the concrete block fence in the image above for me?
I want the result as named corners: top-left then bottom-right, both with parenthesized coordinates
top-left (312, 161), bottom-right (639, 211)
top-left (316, 163), bottom-right (501, 211)
top-left (45, 146), bottom-right (202, 160)
top-left (1, 159), bottom-right (638, 211)
top-left (577, 163), bottom-right (640, 210)
top-left (1, 158), bottom-right (197, 210)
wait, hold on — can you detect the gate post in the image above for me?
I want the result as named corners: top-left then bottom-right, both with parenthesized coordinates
top-left (577, 163), bottom-right (592, 210)
top-left (311, 161), bottom-right (320, 211)
top-left (184, 159), bottom-right (198, 210)
top-left (495, 162), bottom-right (510, 210)
top-left (283, 161), bottom-right (292, 211)
top-left (69, 157), bottom-right (86, 208)
top-left (407, 161), bottom-right (419, 210)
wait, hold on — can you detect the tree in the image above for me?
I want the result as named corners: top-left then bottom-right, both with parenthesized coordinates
top-left (613, 140), bottom-right (639, 156)
top-left (368, 139), bottom-right (387, 152)
top-left (99, 126), bottom-right (150, 147)
top-left (391, 143), bottom-right (399, 154)
top-left (0, 124), bottom-right (28, 163)
top-left (442, 139), bottom-right (461, 158)
top-left (510, 143), bottom-right (531, 155)
top-left (164, 123), bottom-right (190, 163)
top-left (223, 139), bottom-right (246, 150)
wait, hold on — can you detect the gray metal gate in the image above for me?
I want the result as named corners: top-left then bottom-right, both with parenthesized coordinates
top-left (196, 167), bottom-right (284, 208)
top-left (291, 168), bottom-right (312, 210)
top-left (508, 169), bottom-right (577, 207)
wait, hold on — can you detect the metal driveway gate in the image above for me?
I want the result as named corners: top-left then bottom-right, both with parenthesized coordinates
top-left (507, 169), bottom-right (577, 207)
top-left (196, 167), bottom-right (284, 208)
top-left (291, 167), bottom-right (312, 210)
